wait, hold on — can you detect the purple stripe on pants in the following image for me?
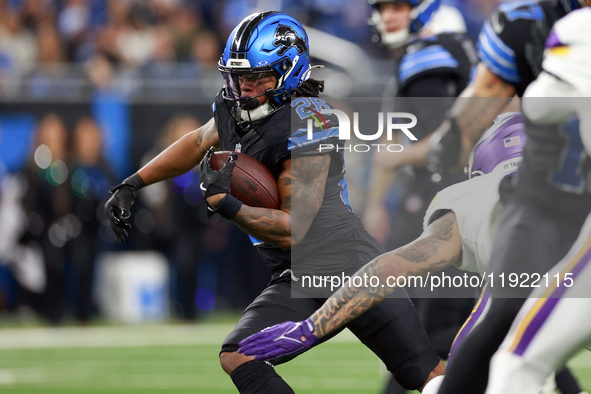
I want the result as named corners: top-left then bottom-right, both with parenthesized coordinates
top-left (448, 284), bottom-right (491, 364)
top-left (513, 245), bottom-right (591, 356)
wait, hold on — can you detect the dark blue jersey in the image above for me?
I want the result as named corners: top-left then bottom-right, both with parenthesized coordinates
top-left (477, 0), bottom-right (566, 96)
top-left (390, 31), bottom-right (477, 159)
top-left (396, 32), bottom-right (477, 141)
top-left (213, 92), bottom-right (379, 275)
top-left (398, 32), bottom-right (477, 97)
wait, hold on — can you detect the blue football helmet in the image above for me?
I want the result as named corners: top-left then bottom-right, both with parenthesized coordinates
top-left (218, 11), bottom-right (311, 112)
top-left (368, 0), bottom-right (441, 47)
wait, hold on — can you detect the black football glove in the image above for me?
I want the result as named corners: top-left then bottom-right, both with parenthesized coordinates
top-left (427, 116), bottom-right (464, 176)
top-left (104, 173), bottom-right (144, 243)
top-left (199, 147), bottom-right (237, 198)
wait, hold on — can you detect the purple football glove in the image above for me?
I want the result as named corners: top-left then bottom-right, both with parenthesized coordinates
top-left (238, 318), bottom-right (318, 360)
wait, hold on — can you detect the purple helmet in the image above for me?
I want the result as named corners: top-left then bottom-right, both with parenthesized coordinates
top-left (466, 112), bottom-right (526, 179)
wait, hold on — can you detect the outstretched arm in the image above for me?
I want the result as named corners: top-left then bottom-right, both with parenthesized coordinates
top-left (238, 211), bottom-right (463, 360)
top-left (139, 117), bottom-right (220, 186)
top-left (105, 117), bottom-right (220, 242)
top-left (312, 211), bottom-right (462, 337)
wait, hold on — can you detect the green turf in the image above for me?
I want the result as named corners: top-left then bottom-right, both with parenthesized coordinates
top-left (0, 326), bottom-right (589, 393)
top-left (0, 341), bottom-right (385, 393)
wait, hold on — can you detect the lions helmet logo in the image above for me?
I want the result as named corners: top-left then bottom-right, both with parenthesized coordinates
top-left (273, 24), bottom-right (307, 56)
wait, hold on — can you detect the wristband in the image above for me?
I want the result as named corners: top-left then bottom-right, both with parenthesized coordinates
top-left (110, 173), bottom-right (145, 196)
top-left (210, 194), bottom-right (243, 220)
top-left (123, 173), bottom-right (145, 189)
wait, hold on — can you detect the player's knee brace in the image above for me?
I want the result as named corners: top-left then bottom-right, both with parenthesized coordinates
top-left (230, 360), bottom-right (294, 394)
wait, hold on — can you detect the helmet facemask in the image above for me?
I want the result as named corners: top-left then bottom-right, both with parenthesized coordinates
top-left (220, 69), bottom-right (278, 110)
top-left (219, 54), bottom-right (300, 107)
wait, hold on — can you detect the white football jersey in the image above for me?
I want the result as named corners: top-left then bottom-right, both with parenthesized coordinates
top-left (423, 171), bottom-right (511, 275)
top-left (542, 8), bottom-right (591, 97)
top-left (522, 8), bottom-right (591, 154)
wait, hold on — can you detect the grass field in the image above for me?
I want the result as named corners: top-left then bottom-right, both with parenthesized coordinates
top-left (0, 322), bottom-right (589, 393)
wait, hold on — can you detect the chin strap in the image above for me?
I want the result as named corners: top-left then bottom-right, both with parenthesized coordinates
top-left (381, 29), bottom-right (411, 48)
top-left (240, 102), bottom-right (275, 122)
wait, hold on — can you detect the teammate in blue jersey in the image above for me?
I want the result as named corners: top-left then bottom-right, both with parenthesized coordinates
top-left (368, 0), bottom-right (475, 101)
top-left (104, 11), bottom-right (445, 394)
top-left (365, 0), bottom-right (477, 247)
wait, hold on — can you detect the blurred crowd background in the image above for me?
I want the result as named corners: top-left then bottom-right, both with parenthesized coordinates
top-left (0, 0), bottom-right (501, 325)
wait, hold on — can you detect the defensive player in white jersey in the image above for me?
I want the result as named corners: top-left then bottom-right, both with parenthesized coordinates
top-left (237, 112), bottom-right (525, 378)
top-left (487, 8), bottom-right (591, 394)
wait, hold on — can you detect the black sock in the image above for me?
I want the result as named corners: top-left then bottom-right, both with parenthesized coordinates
top-left (230, 360), bottom-right (295, 394)
top-left (556, 367), bottom-right (583, 394)
top-left (382, 374), bottom-right (409, 394)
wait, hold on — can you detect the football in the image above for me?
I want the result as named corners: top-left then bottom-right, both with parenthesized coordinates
top-left (208, 151), bottom-right (281, 210)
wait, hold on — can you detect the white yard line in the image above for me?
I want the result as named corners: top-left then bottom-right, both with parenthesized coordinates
top-left (0, 368), bottom-right (45, 385)
top-left (0, 324), bottom-right (232, 349)
top-left (0, 370), bottom-right (16, 384)
top-left (0, 324), bottom-right (357, 349)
